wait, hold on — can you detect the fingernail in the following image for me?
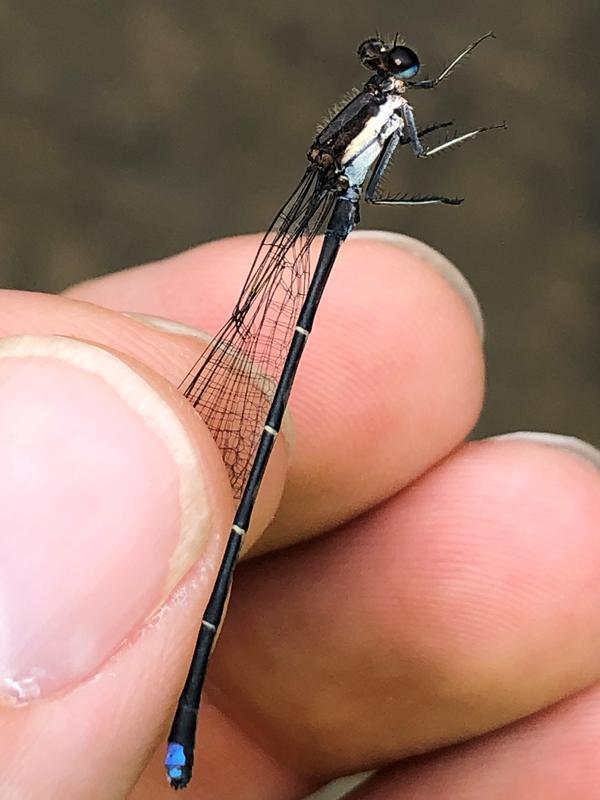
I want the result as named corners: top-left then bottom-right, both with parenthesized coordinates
top-left (125, 312), bottom-right (297, 455)
top-left (123, 312), bottom-right (213, 342)
top-left (492, 432), bottom-right (600, 471)
top-left (307, 774), bottom-right (372, 799)
top-left (350, 230), bottom-right (485, 340)
top-left (0, 335), bottom-right (213, 705)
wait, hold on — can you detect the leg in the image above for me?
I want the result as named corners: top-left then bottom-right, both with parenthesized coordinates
top-left (402, 103), bottom-right (505, 159)
top-left (406, 32), bottom-right (495, 90)
top-left (365, 130), bottom-right (402, 202)
top-left (365, 129), bottom-right (462, 206)
top-left (420, 124), bottom-right (506, 159)
top-left (370, 193), bottom-right (463, 207)
top-left (414, 120), bottom-right (454, 140)
top-left (368, 121), bottom-right (455, 193)
top-left (366, 119), bottom-right (455, 192)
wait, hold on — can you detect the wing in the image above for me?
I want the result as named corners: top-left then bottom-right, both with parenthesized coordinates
top-left (180, 166), bottom-right (335, 498)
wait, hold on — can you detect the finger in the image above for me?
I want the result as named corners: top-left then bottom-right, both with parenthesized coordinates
top-left (65, 231), bottom-right (486, 549)
top-left (349, 683), bottom-right (600, 799)
top-left (0, 333), bottom-right (230, 796)
top-left (207, 435), bottom-right (600, 778)
top-left (0, 294), bottom-right (289, 796)
top-left (0, 290), bottom-right (288, 544)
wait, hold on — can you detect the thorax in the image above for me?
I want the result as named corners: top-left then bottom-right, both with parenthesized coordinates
top-left (308, 78), bottom-right (406, 187)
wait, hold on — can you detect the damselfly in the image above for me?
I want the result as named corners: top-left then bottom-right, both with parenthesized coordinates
top-left (166, 32), bottom-right (501, 789)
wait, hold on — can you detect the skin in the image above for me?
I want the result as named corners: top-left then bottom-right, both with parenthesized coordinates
top-left (1, 232), bottom-right (599, 799)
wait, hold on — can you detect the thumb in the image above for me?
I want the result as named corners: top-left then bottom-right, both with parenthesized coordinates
top-left (0, 330), bottom-right (280, 797)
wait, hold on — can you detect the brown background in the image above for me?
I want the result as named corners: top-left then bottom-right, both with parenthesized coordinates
top-left (1, 0), bottom-right (598, 446)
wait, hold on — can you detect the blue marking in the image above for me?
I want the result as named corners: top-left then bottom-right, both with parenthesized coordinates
top-left (165, 742), bottom-right (186, 767)
top-left (400, 65), bottom-right (419, 79)
top-left (168, 767), bottom-right (183, 780)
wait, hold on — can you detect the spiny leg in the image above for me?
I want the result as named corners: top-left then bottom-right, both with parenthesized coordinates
top-left (406, 31), bottom-right (495, 90)
top-left (415, 120), bottom-right (454, 139)
top-left (369, 121), bottom-right (454, 190)
top-left (402, 103), bottom-right (505, 159)
top-left (419, 124), bottom-right (506, 159)
top-left (365, 132), bottom-right (462, 207)
top-left (371, 194), bottom-right (463, 207)
top-left (367, 125), bottom-right (460, 199)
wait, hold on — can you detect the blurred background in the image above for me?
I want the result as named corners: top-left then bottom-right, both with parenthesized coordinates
top-left (1, 0), bottom-right (598, 444)
top-left (0, 1), bottom-right (598, 798)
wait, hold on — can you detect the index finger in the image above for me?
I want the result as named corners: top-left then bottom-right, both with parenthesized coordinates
top-left (66, 231), bottom-right (486, 550)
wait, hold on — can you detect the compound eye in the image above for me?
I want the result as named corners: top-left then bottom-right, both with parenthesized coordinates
top-left (386, 45), bottom-right (420, 79)
top-left (357, 38), bottom-right (386, 71)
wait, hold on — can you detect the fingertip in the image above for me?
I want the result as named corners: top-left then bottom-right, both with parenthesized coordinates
top-left (349, 230), bottom-right (484, 340)
top-left (0, 333), bottom-right (240, 794)
top-left (490, 431), bottom-right (600, 473)
top-left (0, 304), bottom-right (291, 793)
top-left (0, 334), bottom-right (234, 707)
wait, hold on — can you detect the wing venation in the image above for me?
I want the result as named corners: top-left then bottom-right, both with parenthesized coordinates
top-left (180, 166), bottom-right (335, 497)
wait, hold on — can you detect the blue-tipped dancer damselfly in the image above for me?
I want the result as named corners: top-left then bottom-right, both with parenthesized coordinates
top-left (166, 31), bottom-right (502, 789)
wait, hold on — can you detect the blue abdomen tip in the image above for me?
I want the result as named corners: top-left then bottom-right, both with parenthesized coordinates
top-left (165, 742), bottom-right (186, 768)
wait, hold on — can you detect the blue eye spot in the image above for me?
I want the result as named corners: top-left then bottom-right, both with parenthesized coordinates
top-left (400, 64), bottom-right (420, 79)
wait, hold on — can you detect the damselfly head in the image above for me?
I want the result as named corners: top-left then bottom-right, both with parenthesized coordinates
top-left (357, 38), bottom-right (387, 71)
top-left (357, 38), bottom-right (420, 81)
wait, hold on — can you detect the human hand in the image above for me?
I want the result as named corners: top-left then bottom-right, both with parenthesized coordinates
top-left (1, 231), bottom-right (599, 799)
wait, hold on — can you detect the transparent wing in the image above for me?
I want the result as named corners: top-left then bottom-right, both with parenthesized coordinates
top-left (180, 166), bottom-right (335, 497)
